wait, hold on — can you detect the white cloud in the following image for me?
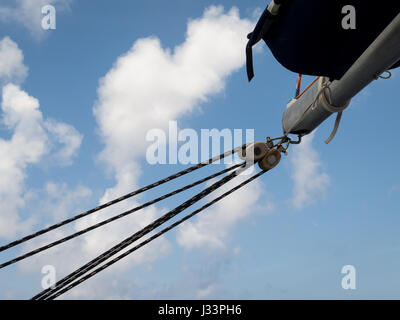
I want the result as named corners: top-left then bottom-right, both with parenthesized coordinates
top-left (289, 132), bottom-right (330, 209)
top-left (43, 182), bottom-right (92, 221)
top-left (0, 35), bottom-right (83, 239)
top-left (0, 83), bottom-right (83, 239)
top-left (44, 119), bottom-right (83, 166)
top-left (9, 6), bottom-right (255, 298)
top-left (0, 84), bottom-right (48, 238)
top-left (0, 0), bottom-right (72, 38)
top-left (72, 202), bottom-right (172, 270)
top-left (88, 5), bottom-right (252, 268)
top-left (34, 6), bottom-right (255, 298)
top-left (0, 37), bottom-right (28, 84)
top-left (94, 6), bottom-right (253, 194)
top-left (197, 283), bottom-right (217, 299)
top-left (176, 168), bottom-right (263, 250)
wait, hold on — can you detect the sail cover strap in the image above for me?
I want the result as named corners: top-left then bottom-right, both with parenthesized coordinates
top-left (246, 0), bottom-right (288, 81)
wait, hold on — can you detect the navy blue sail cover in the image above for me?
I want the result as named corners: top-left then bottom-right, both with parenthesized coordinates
top-left (248, 0), bottom-right (400, 81)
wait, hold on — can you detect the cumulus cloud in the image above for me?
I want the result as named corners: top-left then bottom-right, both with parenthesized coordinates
top-left (0, 34), bottom-right (83, 239)
top-left (17, 183), bottom-right (93, 275)
top-left (43, 182), bottom-right (92, 221)
top-left (44, 119), bottom-right (83, 166)
top-left (10, 6), bottom-right (255, 298)
top-left (0, 84), bottom-right (47, 238)
top-left (94, 6), bottom-right (253, 194)
top-left (289, 132), bottom-right (330, 209)
top-left (89, 5), bottom-right (252, 266)
top-left (176, 168), bottom-right (264, 250)
top-left (0, 84), bottom-right (83, 239)
top-left (32, 6), bottom-right (255, 298)
top-left (0, 37), bottom-right (28, 84)
top-left (0, 0), bottom-right (72, 38)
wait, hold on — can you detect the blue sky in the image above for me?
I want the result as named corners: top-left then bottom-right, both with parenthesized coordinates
top-left (0, 0), bottom-right (400, 299)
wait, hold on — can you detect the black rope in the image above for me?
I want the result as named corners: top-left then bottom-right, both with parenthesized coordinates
top-left (0, 147), bottom-right (242, 253)
top-left (33, 164), bottom-right (248, 300)
top-left (45, 169), bottom-right (266, 300)
top-left (0, 163), bottom-right (242, 270)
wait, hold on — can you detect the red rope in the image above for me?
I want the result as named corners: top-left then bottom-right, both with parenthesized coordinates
top-left (296, 76), bottom-right (320, 99)
top-left (295, 74), bottom-right (302, 98)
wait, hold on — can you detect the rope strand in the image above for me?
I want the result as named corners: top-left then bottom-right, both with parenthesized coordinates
top-left (0, 146), bottom-right (242, 253)
top-left (46, 170), bottom-right (266, 300)
top-left (0, 163), bottom-right (243, 270)
top-left (33, 164), bottom-right (248, 300)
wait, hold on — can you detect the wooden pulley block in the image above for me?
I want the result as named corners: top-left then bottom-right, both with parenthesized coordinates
top-left (259, 149), bottom-right (281, 171)
top-left (238, 142), bottom-right (269, 162)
